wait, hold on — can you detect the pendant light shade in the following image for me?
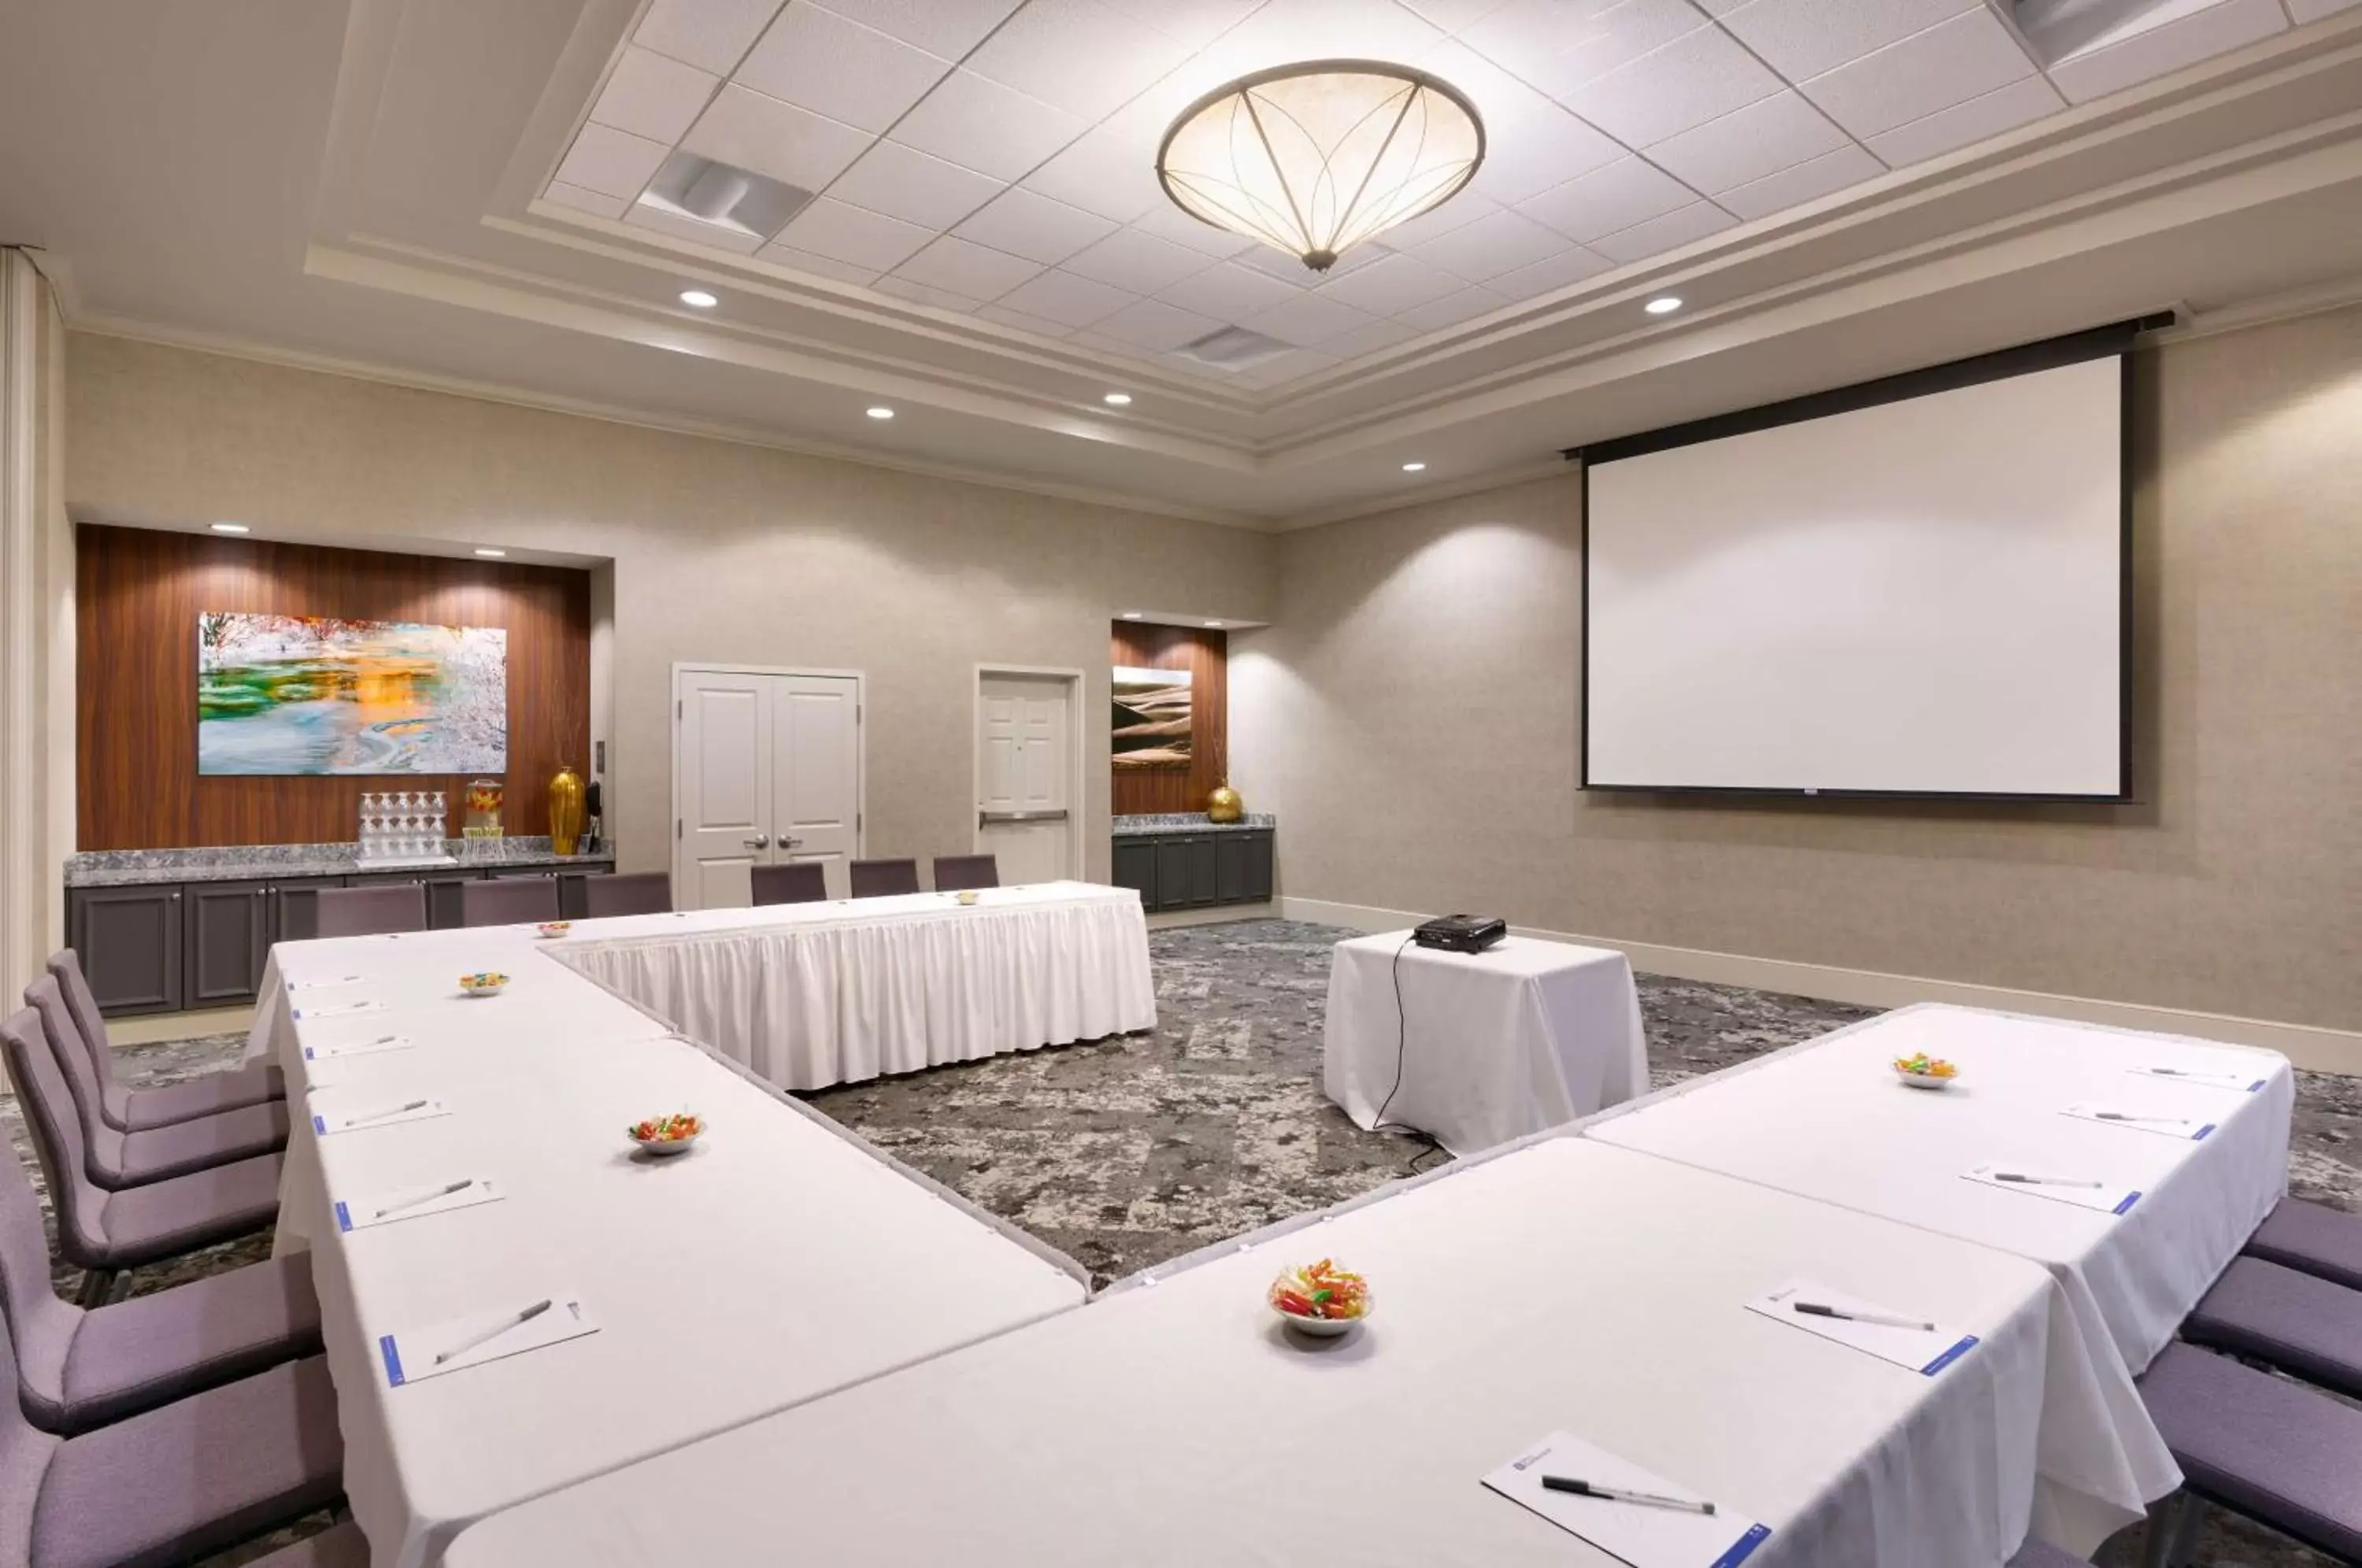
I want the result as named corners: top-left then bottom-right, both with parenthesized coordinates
top-left (1157, 61), bottom-right (1484, 273)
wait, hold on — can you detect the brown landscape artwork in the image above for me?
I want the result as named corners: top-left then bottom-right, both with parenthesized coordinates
top-left (1113, 664), bottom-right (1192, 769)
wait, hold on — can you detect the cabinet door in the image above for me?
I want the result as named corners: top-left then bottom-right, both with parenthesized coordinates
top-left (1184, 838), bottom-right (1220, 908)
top-left (557, 873), bottom-right (592, 921)
top-left (271, 876), bottom-right (345, 944)
top-left (1241, 832), bottom-right (1274, 903)
top-left (184, 879), bottom-right (274, 1008)
top-left (1216, 834), bottom-right (1249, 904)
top-left (1110, 841), bottom-right (1157, 909)
top-left (1151, 838), bottom-right (1194, 912)
top-left (68, 885), bottom-right (183, 1016)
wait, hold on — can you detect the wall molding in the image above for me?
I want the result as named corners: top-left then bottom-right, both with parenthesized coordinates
top-left (1278, 896), bottom-right (2362, 1076)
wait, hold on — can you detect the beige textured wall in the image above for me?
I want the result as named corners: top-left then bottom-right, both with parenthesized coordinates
top-left (61, 335), bottom-right (1275, 882)
top-left (1234, 306), bottom-right (2362, 1033)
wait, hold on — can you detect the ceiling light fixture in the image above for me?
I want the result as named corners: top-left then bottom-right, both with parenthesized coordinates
top-left (209, 522), bottom-right (250, 534)
top-left (1204, 619), bottom-right (1224, 629)
top-left (866, 406), bottom-right (895, 420)
top-left (1401, 461), bottom-right (1427, 472)
top-left (1103, 392), bottom-right (1133, 406)
top-left (1157, 60), bottom-right (1483, 273)
top-left (679, 289), bottom-right (719, 309)
top-left (1644, 296), bottom-right (1683, 315)
top-left (1120, 611), bottom-right (1144, 619)
top-left (474, 548), bottom-right (508, 558)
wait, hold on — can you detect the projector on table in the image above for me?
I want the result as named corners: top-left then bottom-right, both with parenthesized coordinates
top-left (1413, 914), bottom-right (1506, 954)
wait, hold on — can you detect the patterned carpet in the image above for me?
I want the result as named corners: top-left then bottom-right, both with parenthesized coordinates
top-left (4, 917), bottom-right (2357, 1567)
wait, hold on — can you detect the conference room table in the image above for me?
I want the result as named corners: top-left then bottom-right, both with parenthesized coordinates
top-left (446, 1137), bottom-right (2163, 1568)
top-left (1324, 931), bottom-right (1649, 1154)
top-left (253, 923), bottom-right (1091, 1568)
top-left (546, 879), bottom-right (1158, 1091)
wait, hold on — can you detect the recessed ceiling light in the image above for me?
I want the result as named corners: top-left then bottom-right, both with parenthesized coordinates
top-left (209, 522), bottom-right (250, 534)
top-left (1401, 461), bottom-right (1427, 473)
top-left (866, 406), bottom-right (895, 420)
top-left (474, 548), bottom-right (507, 558)
top-left (1204, 619), bottom-right (1224, 629)
top-left (679, 289), bottom-right (719, 309)
top-left (1103, 392), bottom-right (1132, 406)
top-left (1644, 296), bottom-right (1683, 315)
top-left (1120, 611), bottom-right (1143, 619)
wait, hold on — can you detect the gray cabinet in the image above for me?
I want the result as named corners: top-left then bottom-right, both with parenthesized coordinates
top-left (1216, 831), bottom-right (1273, 904)
top-left (271, 876), bottom-right (345, 944)
top-left (68, 885), bottom-right (183, 1017)
top-left (183, 878), bottom-right (274, 1008)
top-left (1120, 830), bottom-right (1274, 914)
top-left (1111, 841), bottom-right (1157, 904)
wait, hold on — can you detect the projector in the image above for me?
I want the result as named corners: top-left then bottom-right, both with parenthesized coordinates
top-left (1413, 914), bottom-right (1507, 954)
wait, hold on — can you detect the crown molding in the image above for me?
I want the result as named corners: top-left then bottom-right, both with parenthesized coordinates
top-left (1270, 456), bottom-right (1572, 532)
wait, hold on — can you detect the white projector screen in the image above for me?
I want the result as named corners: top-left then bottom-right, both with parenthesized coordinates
top-left (1584, 351), bottom-right (2127, 798)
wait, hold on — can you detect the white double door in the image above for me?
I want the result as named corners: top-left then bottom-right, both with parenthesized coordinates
top-left (675, 669), bottom-right (861, 909)
top-left (976, 672), bottom-right (1072, 886)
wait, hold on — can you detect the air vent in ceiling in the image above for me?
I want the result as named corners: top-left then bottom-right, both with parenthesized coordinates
top-left (1172, 326), bottom-right (1297, 371)
top-left (635, 152), bottom-right (813, 242)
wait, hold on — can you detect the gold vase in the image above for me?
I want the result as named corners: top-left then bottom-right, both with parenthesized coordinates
top-left (1205, 781), bottom-right (1243, 823)
top-left (547, 764), bottom-right (585, 856)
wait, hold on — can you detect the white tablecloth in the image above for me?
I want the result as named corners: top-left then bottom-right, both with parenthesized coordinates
top-left (549, 881), bottom-right (1158, 1092)
top-left (1324, 932), bottom-right (1648, 1154)
top-left (447, 1138), bottom-right (2155, 1568)
top-left (261, 932), bottom-right (1089, 1568)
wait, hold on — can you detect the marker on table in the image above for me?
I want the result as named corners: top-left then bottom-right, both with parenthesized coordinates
top-left (435, 1299), bottom-right (552, 1366)
top-left (1994, 1171), bottom-right (2104, 1189)
top-left (1793, 1301), bottom-right (1935, 1332)
top-left (1541, 1477), bottom-right (1716, 1515)
top-left (2094, 1112), bottom-right (2185, 1125)
top-left (376, 1179), bottom-right (473, 1219)
top-left (343, 1099), bottom-right (430, 1128)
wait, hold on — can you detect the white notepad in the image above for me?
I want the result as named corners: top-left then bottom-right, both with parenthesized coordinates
top-left (379, 1292), bottom-right (598, 1387)
top-left (1746, 1280), bottom-right (1978, 1376)
top-left (286, 974), bottom-right (367, 993)
top-left (302, 1034), bottom-right (413, 1062)
top-left (292, 999), bottom-right (387, 1021)
top-left (311, 1099), bottom-right (449, 1135)
top-left (2125, 1064), bottom-right (2268, 1093)
top-left (1484, 1431), bottom-right (1771, 1566)
top-left (335, 1178), bottom-right (502, 1233)
top-left (1964, 1163), bottom-right (2141, 1215)
top-left (2061, 1104), bottom-right (2216, 1141)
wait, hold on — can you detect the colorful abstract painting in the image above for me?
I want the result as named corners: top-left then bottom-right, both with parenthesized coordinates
top-left (197, 613), bottom-right (507, 775)
top-left (1112, 664), bottom-right (1192, 770)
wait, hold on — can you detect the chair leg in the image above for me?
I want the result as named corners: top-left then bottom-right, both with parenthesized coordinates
top-left (2164, 1495), bottom-right (2207, 1568)
top-left (2140, 1494), bottom-right (2205, 1568)
top-left (74, 1267), bottom-right (115, 1307)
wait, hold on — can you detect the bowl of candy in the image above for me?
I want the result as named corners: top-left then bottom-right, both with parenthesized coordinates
top-left (535, 922), bottom-right (572, 939)
top-left (628, 1111), bottom-right (703, 1156)
top-left (457, 972), bottom-right (509, 998)
top-left (1893, 1052), bottom-right (1959, 1089)
top-left (1268, 1259), bottom-right (1372, 1336)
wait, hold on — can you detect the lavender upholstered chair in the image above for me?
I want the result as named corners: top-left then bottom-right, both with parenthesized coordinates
top-left (0, 1291), bottom-right (344, 1568)
top-left (931, 854), bottom-right (998, 892)
top-left (2138, 1341), bottom-right (2362, 1562)
top-left (582, 871), bottom-right (672, 918)
top-left (0, 1145), bottom-right (321, 1436)
top-left (751, 863), bottom-right (827, 906)
top-left (459, 875), bottom-right (560, 927)
top-left (849, 858), bottom-right (920, 898)
top-left (25, 977), bottom-right (287, 1189)
top-left (2004, 1540), bottom-right (2086, 1566)
top-left (44, 952), bottom-right (283, 1130)
top-left (2243, 1196), bottom-right (2362, 1292)
top-left (2183, 1255), bottom-right (2362, 1401)
top-left (313, 882), bottom-right (428, 938)
top-left (0, 1008), bottom-right (280, 1306)
top-left (246, 1522), bottom-right (372, 1567)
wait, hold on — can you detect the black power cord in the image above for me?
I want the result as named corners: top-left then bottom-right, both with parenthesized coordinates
top-left (1368, 932), bottom-right (1448, 1175)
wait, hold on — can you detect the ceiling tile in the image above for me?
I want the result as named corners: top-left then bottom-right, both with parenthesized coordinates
top-left (1714, 141), bottom-right (1883, 218)
top-left (1128, 201), bottom-right (1261, 258)
top-left (1021, 127), bottom-right (1169, 224)
top-left (774, 196), bottom-right (935, 270)
top-left (1586, 198), bottom-right (1736, 261)
top-left (1092, 298), bottom-right (1225, 350)
top-left (808, 0), bottom-right (1026, 59)
top-left (1516, 156), bottom-right (1697, 241)
top-left (1395, 284), bottom-right (1509, 330)
top-left (1234, 347), bottom-right (1345, 386)
top-left (542, 181), bottom-right (630, 220)
top-left (554, 123), bottom-right (672, 201)
top-left (1644, 90), bottom-right (1851, 193)
top-left (1464, 0), bottom-right (1707, 98)
top-left (973, 302), bottom-right (1080, 337)
top-left (1864, 73), bottom-right (2060, 164)
top-left (1060, 227), bottom-right (1215, 293)
top-left (635, 0), bottom-right (784, 74)
top-left (1398, 0), bottom-right (1521, 31)
top-left (953, 187), bottom-right (1118, 264)
top-left (1712, 0), bottom-right (1978, 83)
top-left (872, 276), bottom-right (984, 312)
top-left (1098, 0), bottom-right (1265, 49)
top-left (2288, 0), bottom-right (2362, 20)
top-left (626, 201), bottom-right (768, 252)
top-left (1066, 330), bottom-right (1171, 364)
top-left (891, 235), bottom-right (1045, 299)
top-left (1417, 41), bottom-right (1622, 208)
top-left (1238, 291), bottom-right (1381, 346)
top-left (1409, 205), bottom-right (1575, 281)
top-left (827, 139), bottom-right (1006, 228)
top-left (996, 268), bottom-right (1140, 327)
top-left (1235, 239), bottom-right (1390, 283)
top-left (591, 47), bottom-right (720, 145)
top-left (1319, 316), bottom-right (1422, 359)
top-left (966, 0), bottom-right (1194, 121)
top-left (2042, 0), bottom-right (2286, 105)
top-left (1798, 9), bottom-right (2035, 139)
top-left (1311, 252), bottom-right (1468, 314)
top-left (683, 86), bottom-right (873, 191)
top-left (1485, 244), bottom-right (1615, 297)
top-left (735, 6), bottom-right (949, 135)
top-left (1556, 20), bottom-right (1784, 145)
top-left (1155, 261), bottom-right (1302, 319)
top-left (1369, 189), bottom-right (1501, 250)
top-left (891, 72), bottom-right (1088, 183)
top-left (756, 242), bottom-right (883, 286)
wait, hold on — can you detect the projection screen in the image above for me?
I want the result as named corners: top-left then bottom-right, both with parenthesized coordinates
top-left (1583, 347), bottom-right (2128, 799)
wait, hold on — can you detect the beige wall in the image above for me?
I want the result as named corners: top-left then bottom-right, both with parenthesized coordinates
top-left (61, 335), bottom-right (1275, 883)
top-left (1235, 305), bottom-right (2362, 1034)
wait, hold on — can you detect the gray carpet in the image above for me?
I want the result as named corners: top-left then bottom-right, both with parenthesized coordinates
top-left (4, 917), bottom-right (2356, 1567)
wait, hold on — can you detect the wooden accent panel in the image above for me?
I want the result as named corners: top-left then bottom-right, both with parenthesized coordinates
top-left (1110, 622), bottom-right (1227, 815)
top-left (77, 524), bottom-right (590, 849)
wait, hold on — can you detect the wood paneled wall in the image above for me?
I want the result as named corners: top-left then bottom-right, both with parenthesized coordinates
top-left (1110, 621), bottom-right (1227, 815)
top-left (76, 525), bottom-right (590, 849)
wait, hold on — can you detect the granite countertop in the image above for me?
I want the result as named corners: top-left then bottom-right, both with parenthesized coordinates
top-left (1112, 812), bottom-right (1275, 838)
top-left (65, 838), bottom-right (617, 887)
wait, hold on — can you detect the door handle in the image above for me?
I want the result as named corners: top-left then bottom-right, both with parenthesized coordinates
top-left (781, 835), bottom-right (804, 849)
top-left (743, 836), bottom-right (770, 849)
top-left (979, 809), bottom-right (1069, 826)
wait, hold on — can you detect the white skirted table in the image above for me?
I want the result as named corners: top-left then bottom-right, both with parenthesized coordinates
top-left (446, 1139), bottom-right (2163, 1568)
top-left (548, 880), bottom-right (1158, 1092)
top-left (1324, 931), bottom-right (1648, 1154)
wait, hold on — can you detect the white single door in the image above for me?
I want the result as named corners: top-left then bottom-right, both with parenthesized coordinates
top-left (977, 672), bottom-right (1072, 886)
top-left (773, 674), bottom-right (861, 898)
top-left (676, 671), bottom-right (772, 910)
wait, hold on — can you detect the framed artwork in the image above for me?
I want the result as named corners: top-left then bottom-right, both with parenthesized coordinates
top-left (197, 612), bottom-right (508, 775)
top-left (1113, 664), bottom-right (1192, 769)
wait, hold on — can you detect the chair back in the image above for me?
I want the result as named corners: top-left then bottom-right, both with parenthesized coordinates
top-left (750, 863), bottom-right (828, 907)
top-left (582, 872), bottom-right (671, 918)
top-left (315, 882), bottom-right (428, 938)
top-left (41, 952), bottom-right (126, 1124)
top-left (849, 859), bottom-right (920, 899)
top-left (21, 979), bottom-right (128, 1186)
top-left (0, 1008), bottom-right (108, 1270)
top-left (0, 1179), bottom-right (63, 1552)
top-left (0, 1139), bottom-right (80, 1433)
top-left (931, 855), bottom-right (998, 892)
top-left (459, 877), bottom-right (560, 927)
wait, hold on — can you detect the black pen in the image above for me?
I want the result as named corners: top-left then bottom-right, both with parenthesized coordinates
top-left (1793, 1301), bottom-right (1934, 1331)
top-left (1993, 1171), bottom-right (2103, 1189)
top-left (1541, 1477), bottom-right (1716, 1515)
top-left (2094, 1112), bottom-right (2182, 1125)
